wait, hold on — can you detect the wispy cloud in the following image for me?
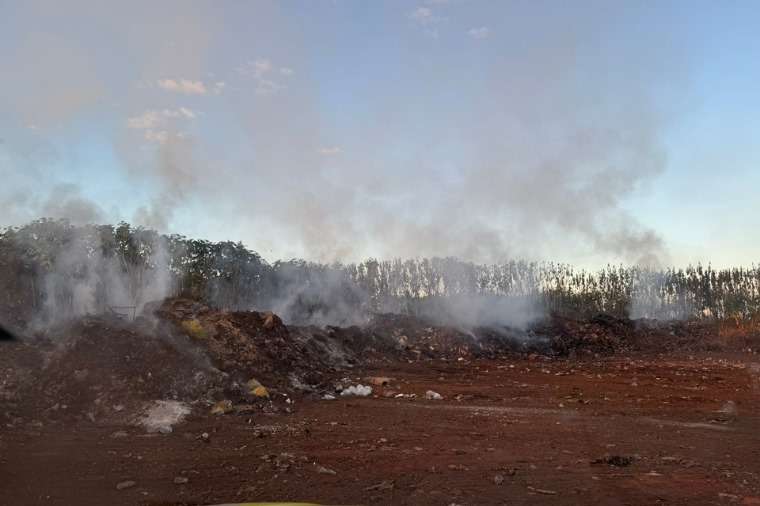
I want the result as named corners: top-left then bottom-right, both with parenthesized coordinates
top-left (468, 26), bottom-right (490, 39)
top-left (156, 79), bottom-right (224, 95)
top-left (409, 6), bottom-right (443, 37)
top-left (317, 146), bottom-right (342, 156)
top-left (410, 6), bottom-right (433, 22)
top-left (237, 58), bottom-right (294, 95)
top-left (126, 108), bottom-right (196, 143)
top-left (157, 79), bottom-right (207, 95)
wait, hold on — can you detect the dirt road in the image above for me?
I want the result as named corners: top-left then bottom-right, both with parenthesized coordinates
top-left (3, 353), bottom-right (760, 505)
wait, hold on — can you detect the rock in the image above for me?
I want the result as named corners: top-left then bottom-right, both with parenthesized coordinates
top-left (110, 430), bottom-right (129, 438)
top-left (173, 476), bottom-right (189, 484)
top-left (366, 376), bottom-right (393, 386)
top-left (493, 474), bottom-right (505, 485)
top-left (425, 390), bottom-right (443, 400)
top-left (719, 400), bottom-right (738, 416)
top-left (116, 480), bottom-right (136, 490)
top-left (199, 432), bottom-right (210, 442)
top-left (261, 311), bottom-right (282, 330)
top-left (340, 385), bottom-right (373, 397)
top-left (210, 399), bottom-right (233, 415)
top-left (527, 486), bottom-right (557, 495)
top-left (322, 394), bottom-right (336, 400)
top-left (315, 464), bottom-right (337, 475)
top-left (365, 480), bottom-right (394, 491)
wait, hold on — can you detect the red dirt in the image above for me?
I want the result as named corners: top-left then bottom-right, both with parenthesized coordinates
top-left (3, 300), bottom-right (760, 505)
top-left (3, 349), bottom-right (760, 505)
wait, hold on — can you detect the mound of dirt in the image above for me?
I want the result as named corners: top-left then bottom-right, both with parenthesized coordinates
top-left (7, 315), bottom-right (224, 425)
top-left (155, 298), bottom-right (401, 395)
top-left (365, 313), bottom-right (550, 360)
top-left (6, 297), bottom-right (758, 431)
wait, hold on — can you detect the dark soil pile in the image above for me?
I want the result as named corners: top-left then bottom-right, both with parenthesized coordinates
top-left (5, 297), bottom-right (758, 430)
top-left (6, 315), bottom-right (223, 424)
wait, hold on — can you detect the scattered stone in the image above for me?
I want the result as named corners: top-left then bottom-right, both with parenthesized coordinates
top-left (116, 480), bottom-right (136, 490)
top-left (425, 390), bottom-right (443, 400)
top-left (199, 432), bottom-right (210, 442)
top-left (322, 394), bottom-right (336, 400)
top-left (719, 401), bottom-right (738, 415)
top-left (527, 485), bottom-right (557, 495)
top-left (365, 480), bottom-right (394, 491)
top-left (341, 385), bottom-right (373, 397)
top-left (366, 376), bottom-right (393, 386)
top-left (315, 464), bottom-right (337, 475)
top-left (173, 476), bottom-right (189, 484)
top-left (110, 430), bottom-right (129, 438)
top-left (493, 474), bottom-right (505, 485)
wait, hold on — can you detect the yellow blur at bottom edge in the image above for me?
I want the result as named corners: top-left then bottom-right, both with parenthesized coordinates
top-left (209, 503), bottom-right (325, 506)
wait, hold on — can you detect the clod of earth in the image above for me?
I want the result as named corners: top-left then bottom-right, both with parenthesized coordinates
top-left (365, 376), bottom-right (392, 386)
top-left (592, 454), bottom-right (636, 467)
top-left (115, 480), bottom-right (136, 490)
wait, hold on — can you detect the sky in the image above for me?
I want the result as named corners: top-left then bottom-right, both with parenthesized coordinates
top-left (1, 0), bottom-right (759, 269)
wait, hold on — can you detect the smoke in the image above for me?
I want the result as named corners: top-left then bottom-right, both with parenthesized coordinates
top-left (41, 184), bottom-right (105, 225)
top-left (629, 268), bottom-right (694, 320)
top-left (266, 263), bottom-right (371, 327)
top-left (408, 295), bottom-right (541, 331)
top-left (8, 222), bottom-right (174, 327)
top-left (0, 0), bottom-right (701, 338)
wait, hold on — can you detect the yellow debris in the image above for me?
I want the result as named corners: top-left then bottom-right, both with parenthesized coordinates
top-left (247, 378), bottom-right (270, 398)
top-left (181, 319), bottom-right (207, 339)
top-left (210, 400), bottom-right (233, 415)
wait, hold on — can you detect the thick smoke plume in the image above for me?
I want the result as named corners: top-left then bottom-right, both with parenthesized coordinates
top-left (0, 1), bottom-right (689, 269)
top-left (0, 221), bottom-right (173, 328)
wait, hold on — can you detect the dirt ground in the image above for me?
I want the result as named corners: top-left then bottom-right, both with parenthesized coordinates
top-left (3, 351), bottom-right (759, 506)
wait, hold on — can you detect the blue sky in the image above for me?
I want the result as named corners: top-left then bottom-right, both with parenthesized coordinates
top-left (1, 0), bottom-right (759, 268)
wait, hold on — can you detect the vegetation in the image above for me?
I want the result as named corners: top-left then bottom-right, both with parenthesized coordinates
top-left (1, 219), bottom-right (759, 325)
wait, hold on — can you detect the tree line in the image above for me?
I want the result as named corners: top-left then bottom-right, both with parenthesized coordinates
top-left (1, 219), bottom-right (758, 326)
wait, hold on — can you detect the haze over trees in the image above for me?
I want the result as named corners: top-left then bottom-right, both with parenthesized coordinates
top-left (1, 220), bottom-right (759, 327)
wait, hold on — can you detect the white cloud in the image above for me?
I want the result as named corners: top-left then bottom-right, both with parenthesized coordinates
top-left (409, 6), bottom-right (444, 37)
top-left (410, 7), bottom-right (433, 23)
top-left (177, 107), bottom-right (196, 119)
top-left (318, 146), bottom-right (342, 156)
top-left (468, 27), bottom-right (490, 39)
top-left (144, 129), bottom-right (169, 144)
top-left (127, 110), bottom-right (162, 129)
top-left (157, 79), bottom-right (208, 95)
top-left (126, 108), bottom-right (196, 143)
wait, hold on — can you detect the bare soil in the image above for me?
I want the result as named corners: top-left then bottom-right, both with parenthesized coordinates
top-left (3, 350), bottom-right (760, 505)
